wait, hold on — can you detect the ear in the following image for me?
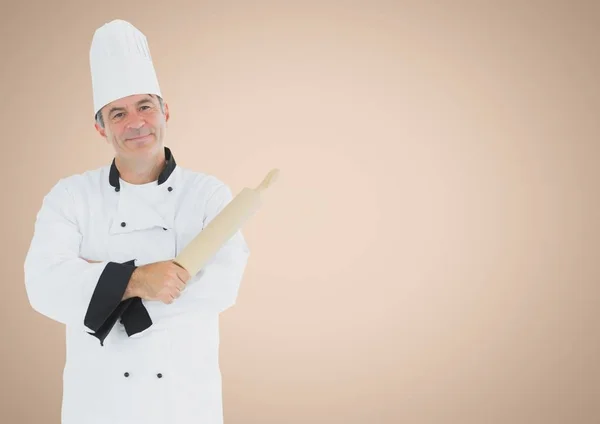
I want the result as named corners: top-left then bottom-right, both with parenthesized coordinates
top-left (94, 122), bottom-right (107, 138)
top-left (163, 101), bottom-right (170, 122)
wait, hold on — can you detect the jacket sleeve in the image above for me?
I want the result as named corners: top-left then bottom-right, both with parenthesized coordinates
top-left (179, 183), bottom-right (251, 315)
top-left (24, 179), bottom-right (137, 343)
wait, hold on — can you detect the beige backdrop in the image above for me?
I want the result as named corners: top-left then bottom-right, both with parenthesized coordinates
top-left (1, 1), bottom-right (599, 423)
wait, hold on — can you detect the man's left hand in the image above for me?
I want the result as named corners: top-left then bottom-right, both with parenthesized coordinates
top-left (81, 257), bottom-right (102, 263)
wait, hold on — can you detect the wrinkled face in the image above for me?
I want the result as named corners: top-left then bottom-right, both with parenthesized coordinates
top-left (95, 93), bottom-right (170, 160)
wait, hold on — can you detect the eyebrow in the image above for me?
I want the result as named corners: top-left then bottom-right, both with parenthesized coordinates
top-left (106, 97), bottom-right (154, 117)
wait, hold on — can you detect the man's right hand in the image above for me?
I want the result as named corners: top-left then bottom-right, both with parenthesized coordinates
top-left (124, 260), bottom-right (191, 304)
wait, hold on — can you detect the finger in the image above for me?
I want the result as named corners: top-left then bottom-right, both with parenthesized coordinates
top-left (172, 264), bottom-right (190, 280)
top-left (176, 270), bottom-right (189, 283)
top-left (81, 258), bottom-right (99, 263)
top-left (172, 282), bottom-right (185, 294)
top-left (170, 277), bottom-right (185, 291)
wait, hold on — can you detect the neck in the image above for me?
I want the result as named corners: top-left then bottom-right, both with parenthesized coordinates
top-left (115, 148), bottom-right (166, 185)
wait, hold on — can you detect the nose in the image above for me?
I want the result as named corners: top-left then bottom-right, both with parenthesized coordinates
top-left (125, 110), bottom-right (146, 129)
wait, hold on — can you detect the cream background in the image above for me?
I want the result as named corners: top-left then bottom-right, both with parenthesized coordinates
top-left (1, 1), bottom-right (599, 423)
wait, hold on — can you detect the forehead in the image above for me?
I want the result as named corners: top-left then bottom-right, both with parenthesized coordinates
top-left (105, 94), bottom-right (156, 109)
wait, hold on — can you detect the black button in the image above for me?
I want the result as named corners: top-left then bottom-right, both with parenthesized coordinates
top-left (167, 187), bottom-right (173, 192)
top-left (121, 222), bottom-right (126, 227)
top-left (115, 187), bottom-right (120, 192)
top-left (124, 372), bottom-right (129, 377)
top-left (162, 227), bottom-right (167, 231)
top-left (157, 373), bottom-right (163, 378)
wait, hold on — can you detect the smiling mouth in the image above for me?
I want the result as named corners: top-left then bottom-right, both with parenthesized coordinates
top-left (127, 134), bottom-right (152, 141)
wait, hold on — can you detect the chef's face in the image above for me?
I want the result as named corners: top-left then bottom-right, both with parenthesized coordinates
top-left (95, 94), bottom-right (169, 159)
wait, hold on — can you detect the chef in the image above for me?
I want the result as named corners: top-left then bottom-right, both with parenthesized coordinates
top-left (23, 19), bottom-right (250, 424)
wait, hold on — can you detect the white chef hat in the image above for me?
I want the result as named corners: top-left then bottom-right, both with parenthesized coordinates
top-left (89, 19), bottom-right (162, 117)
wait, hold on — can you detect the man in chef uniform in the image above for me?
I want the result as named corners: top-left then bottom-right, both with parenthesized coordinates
top-left (23, 19), bottom-right (250, 424)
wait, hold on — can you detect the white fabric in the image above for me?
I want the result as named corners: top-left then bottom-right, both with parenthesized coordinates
top-left (89, 19), bottom-right (162, 116)
top-left (24, 163), bottom-right (250, 424)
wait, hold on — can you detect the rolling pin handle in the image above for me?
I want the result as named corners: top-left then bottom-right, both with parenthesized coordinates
top-left (255, 168), bottom-right (280, 193)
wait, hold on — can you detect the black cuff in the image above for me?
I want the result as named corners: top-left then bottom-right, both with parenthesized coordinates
top-left (120, 297), bottom-right (153, 336)
top-left (84, 260), bottom-right (136, 345)
top-left (89, 298), bottom-right (135, 345)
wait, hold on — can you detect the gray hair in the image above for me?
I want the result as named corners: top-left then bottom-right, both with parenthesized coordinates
top-left (95, 95), bottom-right (165, 129)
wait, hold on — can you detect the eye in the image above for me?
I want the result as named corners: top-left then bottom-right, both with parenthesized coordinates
top-left (140, 105), bottom-right (152, 111)
top-left (112, 112), bottom-right (124, 119)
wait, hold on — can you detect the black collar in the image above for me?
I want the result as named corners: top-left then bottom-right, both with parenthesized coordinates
top-left (109, 147), bottom-right (177, 191)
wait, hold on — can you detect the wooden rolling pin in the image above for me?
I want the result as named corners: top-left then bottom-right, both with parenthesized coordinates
top-left (173, 168), bottom-right (279, 276)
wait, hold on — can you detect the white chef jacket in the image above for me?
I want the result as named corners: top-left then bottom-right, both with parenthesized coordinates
top-left (23, 147), bottom-right (250, 424)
